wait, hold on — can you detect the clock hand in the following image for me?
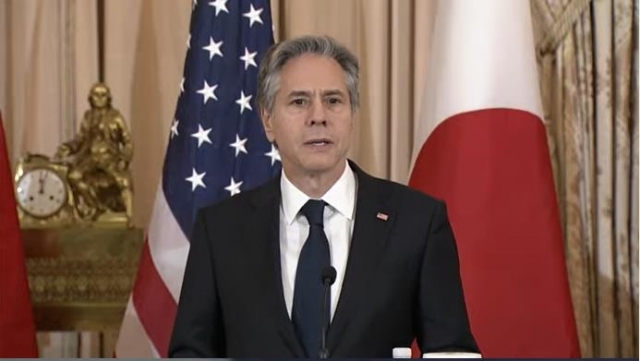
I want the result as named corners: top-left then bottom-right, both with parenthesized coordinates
top-left (38, 177), bottom-right (45, 194)
top-left (38, 171), bottom-right (50, 195)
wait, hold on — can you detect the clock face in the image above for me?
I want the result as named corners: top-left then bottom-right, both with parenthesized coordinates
top-left (16, 168), bottom-right (68, 218)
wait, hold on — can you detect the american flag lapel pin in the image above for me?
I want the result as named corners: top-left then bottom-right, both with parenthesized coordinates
top-left (376, 212), bottom-right (389, 221)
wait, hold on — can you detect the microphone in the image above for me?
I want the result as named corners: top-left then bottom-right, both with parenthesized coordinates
top-left (319, 266), bottom-right (336, 359)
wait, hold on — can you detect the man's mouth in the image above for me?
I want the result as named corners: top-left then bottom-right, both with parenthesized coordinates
top-left (304, 138), bottom-right (332, 146)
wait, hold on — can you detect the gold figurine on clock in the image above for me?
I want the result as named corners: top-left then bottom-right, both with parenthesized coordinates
top-left (15, 83), bottom-right (134, 228)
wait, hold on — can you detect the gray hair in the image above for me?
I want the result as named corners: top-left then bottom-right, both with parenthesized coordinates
top-left (257, 35), bottom-right (360, 114)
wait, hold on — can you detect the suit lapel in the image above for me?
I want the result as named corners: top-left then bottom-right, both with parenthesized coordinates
top-left (327, 164), bottom-right (397, 355)
top-left (246, 177), bottom-right (305, 357)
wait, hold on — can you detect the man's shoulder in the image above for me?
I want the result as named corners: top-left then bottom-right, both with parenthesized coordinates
top-left (357, 167), bottom-right (444, 208)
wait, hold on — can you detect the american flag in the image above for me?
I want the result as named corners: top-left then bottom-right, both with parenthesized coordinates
top-left (116, 0), bottom-right (280, 357)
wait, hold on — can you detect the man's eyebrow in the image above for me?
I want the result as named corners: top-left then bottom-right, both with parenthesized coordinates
top-left (286, 89), bottom-right (346, 98)
top-left (287, 90), bottom-right (312, 97)
top-left (322, 89), bottom-right (346, 97)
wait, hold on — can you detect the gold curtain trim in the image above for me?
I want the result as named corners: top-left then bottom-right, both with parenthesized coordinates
top-left (537, 0), bottom-right (591, 56)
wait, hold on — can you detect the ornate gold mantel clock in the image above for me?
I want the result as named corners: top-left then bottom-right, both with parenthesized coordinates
top-left (15, 83), bottom-right (134, 228)
top-left (16, 5), bottom-right (141, 354)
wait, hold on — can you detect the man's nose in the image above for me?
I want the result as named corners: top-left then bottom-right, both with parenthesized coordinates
top-left (308, 99), bottom-right (328, 126)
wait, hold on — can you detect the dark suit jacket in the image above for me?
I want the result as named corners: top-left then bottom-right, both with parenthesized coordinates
top-left (169, 162), bottom-right (478, 357)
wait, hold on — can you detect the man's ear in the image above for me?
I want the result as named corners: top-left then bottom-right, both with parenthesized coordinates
top-left (261, 107), bottom-right (275, 142)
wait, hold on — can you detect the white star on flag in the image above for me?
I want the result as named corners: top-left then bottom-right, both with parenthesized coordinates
top-left (265, 144), bottom-right (281, 165)
top-left (171, 119), bottom-right (179, 139)
top-left (243, 4), bottom-right (263, 27)
top-left (235, 91), bottom-right (253, 114)
top-left (197, 80), bottom-right (218, 104)
top-left (240, 47), bottom-right (258, 70)
top-left (180, 77), bottom-right (185, 93)
top-left (191, 124), bottom-right (213, 147)
top-left (225, 177), bottom-right (243, 196)
top-left (229, 134), bottom-right (248, 157)
top-left (203, 37), bottom-right (224, 60)
top-left (192, 0), bottom-right (197, 10)
top-left (187, 34), bottom-right (191, 49)
top-left (208, 0), bottom-right (229, 16)
top-left (186, 168), bottom-right (206, 191)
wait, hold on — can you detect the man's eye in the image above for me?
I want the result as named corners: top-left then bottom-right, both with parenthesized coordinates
top-left (327, 97), bottom-right (342, 104)
top-left (291, 99), bottom-right (306, 105)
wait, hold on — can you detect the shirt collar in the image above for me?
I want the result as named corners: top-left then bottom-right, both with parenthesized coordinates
top-left (280, 161), bottom-right (356, 225)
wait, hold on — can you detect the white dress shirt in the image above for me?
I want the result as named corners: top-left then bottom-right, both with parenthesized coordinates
top-left (279, 162), bottom-right (356, 320)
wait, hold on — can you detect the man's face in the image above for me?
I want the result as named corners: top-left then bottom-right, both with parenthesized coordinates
top-left (261, 54), bottom-right (355, 181)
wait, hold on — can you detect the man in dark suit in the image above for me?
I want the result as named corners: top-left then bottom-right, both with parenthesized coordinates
top-left (169, 35), bottom-right (479, 358)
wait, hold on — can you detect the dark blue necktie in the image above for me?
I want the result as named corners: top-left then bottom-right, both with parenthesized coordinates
top-left (292, 199), bottom-right (331, 358)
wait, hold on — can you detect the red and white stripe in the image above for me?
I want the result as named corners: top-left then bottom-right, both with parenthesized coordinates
top-left (115, 185), bottom-right (190, 357)
top-left (409, 0), bottom-right (580, 357)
